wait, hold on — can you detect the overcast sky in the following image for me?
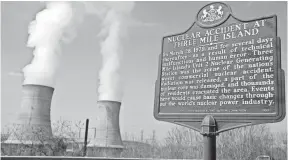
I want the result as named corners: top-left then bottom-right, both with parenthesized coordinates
top-left (1, 1), bottom-right (287, 140)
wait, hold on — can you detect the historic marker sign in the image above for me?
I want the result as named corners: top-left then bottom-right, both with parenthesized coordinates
top-left (154, 2), bottom-right (285, 132)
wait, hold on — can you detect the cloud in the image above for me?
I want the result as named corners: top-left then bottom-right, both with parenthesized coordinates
top-left (247, 2), bottom-right (253, 7)
top-left (81, 2), bottom-right (160, 28)
top-left (129, 18), bottom-right (160, 27)
top-left (8, 71), bottom-right (23, 77)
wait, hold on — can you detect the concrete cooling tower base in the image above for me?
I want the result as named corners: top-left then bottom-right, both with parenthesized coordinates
top-left (87, 100), bottom-right (124, 157)
top-left (5, 84), bottom-right (54, 146)
top-left (87, 147), bottom-right (123, 158)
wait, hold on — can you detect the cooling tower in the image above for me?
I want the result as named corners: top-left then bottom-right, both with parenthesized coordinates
top-left (5, 84), bottom-right (54, 145)
top-left (87, 100), bottom-right (124, 157)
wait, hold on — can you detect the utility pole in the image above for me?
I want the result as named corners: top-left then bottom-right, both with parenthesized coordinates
top-left (125, 132), bottom-right (128, 140)
top-left (152, 130), bottom-right (156, 142)
top-left (141, 129), bottom-right (144, 142)
top-left (152, 130), bottom-right (156, 158)
top-left (83, 119), bottom-right (89, 157)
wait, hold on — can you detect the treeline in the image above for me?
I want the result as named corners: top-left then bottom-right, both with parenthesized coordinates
top-left (122, 125), bottom-right (286, 160)
top-left (1, 120), bottom-right (287, 160)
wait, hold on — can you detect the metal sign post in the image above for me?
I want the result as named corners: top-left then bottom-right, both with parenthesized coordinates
top-left (201, 115), bottom-right (217, 160)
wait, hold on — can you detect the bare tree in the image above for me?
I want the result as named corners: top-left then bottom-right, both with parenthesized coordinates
top-left (2, 122), bottom-right (286, 159)
top-left (270, 131), bottom-right (287, 160)
top-left (217, 124), bottom-right (278, 160)
top-left (161, 126), bottom-right (202, 159)
top-left (2, 119), bottom-right (87, 156)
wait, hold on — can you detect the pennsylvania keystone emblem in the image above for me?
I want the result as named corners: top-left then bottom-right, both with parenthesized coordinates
top-left (201, 5), bottom-right (223, 22)
top-left (196, 2), bottom-right (231, 27)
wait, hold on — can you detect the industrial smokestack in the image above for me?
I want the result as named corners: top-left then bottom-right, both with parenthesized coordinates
top-left (6, 84), bottom-right (54, 144)
top-left (87, 100), bottom-right (123, 157)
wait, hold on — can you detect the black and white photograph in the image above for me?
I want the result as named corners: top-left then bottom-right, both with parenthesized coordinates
top-left (1, 1), bottom-right (287, 160)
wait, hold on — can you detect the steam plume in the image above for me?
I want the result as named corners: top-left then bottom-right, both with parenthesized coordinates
top-left (84, 2), bottom-right (135, 101)
top-left (23, 1), bottom-right (141, 98)
top-left (23, 2), bottom-right (78, 88)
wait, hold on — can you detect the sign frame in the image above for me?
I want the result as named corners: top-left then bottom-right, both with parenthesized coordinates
top-left (154, 2), bottom-right (285, 133)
